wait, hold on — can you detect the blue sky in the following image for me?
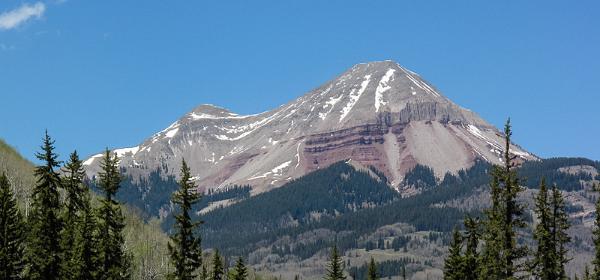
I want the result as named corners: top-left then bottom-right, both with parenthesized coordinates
top-left (1, 1), bottom-right (599, 162)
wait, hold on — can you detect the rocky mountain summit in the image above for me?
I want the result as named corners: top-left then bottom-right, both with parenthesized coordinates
top-left (83, 60), bottom-right (536, 192)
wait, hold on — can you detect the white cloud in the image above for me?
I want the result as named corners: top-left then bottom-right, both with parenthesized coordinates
top-left (0, 2), bottom-right (46, 30)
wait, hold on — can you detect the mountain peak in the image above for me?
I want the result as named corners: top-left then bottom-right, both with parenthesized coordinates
top-left (188, 104), bottom-right (239, 119)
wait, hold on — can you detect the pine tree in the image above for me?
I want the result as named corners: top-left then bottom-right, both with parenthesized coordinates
top-left (443, 228), bottom-right (464, 280)
top-left (532, 178), bottom-right (555, 279)
top-left (324, 245), bottom-right (346, 280)
top-left (72, 188), bottom-right (100, 280)
top-left (168, 159), bottom-right (203, 280)
top-left (478, 119), bottom-right (528, 279)
top-left (0, 173), bottom-right (25, 279)
top-left (211, 249), bottom-right (224, 280)
top-left (550, 184), bottom-right (570, 279)
top-left (231, 256), bottom-right (248, 280)
top-left (97, 149), bottom-right (131, 280)
top-left (60, 151), bottom-right (88, 279)
top-left (367, 257), bottom-right (378, 280)
top-left (463, 216), bottom-right (480, 280)
top-left (25, 132), bottom-right (64, 280)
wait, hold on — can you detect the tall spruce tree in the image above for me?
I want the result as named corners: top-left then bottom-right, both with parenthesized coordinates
top-left (0, 173), bottom-right (25, 280)
top-left (367, 257), bottom-right (378, 280)
top-left (231, 256), bottom-right (248, 280)
top-left (210, 249), bottom-right (224, 280)
top-left (168, 159), bottom-right (203, 280)
top-left (25, 132), bottom-right (64, 280)
top-left (444, 228), bottom-right (464, 280)
top-left (97, 149), bottom-right (131, 280)
top-left (72, 188), bottom-right (99, 280)
top-left (479, 120), bottom-right (528, 279)
top-left (550, 184), bottom-right (570, 279)
top-left (532, 178), bottom-right (555, 279)
top-left (59, 151), bottom-right (87, 279)
top-left (463, 216), bottom-right (480, 280)
top-left (324, 245), bottom-right (346, 280)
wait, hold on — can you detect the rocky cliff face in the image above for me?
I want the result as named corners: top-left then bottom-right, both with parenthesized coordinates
top-left (83, 60), bottom-right (536, 192)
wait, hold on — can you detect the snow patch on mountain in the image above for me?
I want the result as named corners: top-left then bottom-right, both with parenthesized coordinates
top-left (83, 153), bottom-right (103, 166)
top-left (115, 146), bottom-right (140, 157)
top-left (340, 74), bottom-right (371, 122)
top-left (375, 69), bottom-right (396, 112)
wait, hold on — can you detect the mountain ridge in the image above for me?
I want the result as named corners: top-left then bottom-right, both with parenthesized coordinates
top-left (83, 60), bottom-right (536, 192)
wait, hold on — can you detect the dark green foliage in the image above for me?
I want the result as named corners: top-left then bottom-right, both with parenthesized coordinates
top-left (478, 120), bottom-right (529, 279)
top-left (210, 250), bottom-right (224, 280)
top-left (518, 157), bottom-right (597, 191)
top-left (197, 160), bottom-right (491, 259)
top-left (115, 168), bottom-right (251, 221)
top-left (115, 167), bottom-right (179, 218)
top-left (162, 185), bottom-right (251, 233)
top-left (168, 159), bottom-right (203, 280)
top-left (25, 132), bottom-right (64, 280)
top-left (367, 257), bottom-right (378, 280)
top-left (72, 188), bottom-right (100, 280)
top-left (230, 257), bottom-right (248, 280)
top-left (443, 228), bottom-right (464, 280)
top-left (349, 259), bottom-right (415, 280)
top-left (403, 164), bottom-right (436, 189)
top-left (324, 245), bottom-right (346, 280)
top-left (60, 151), bottom-right (88, 280)
top-left (391, 236), bottom-right (411, 251)
top-left (532, 179), bottom-right (554, 279)
top-left (200, 162), bottom-right (400, 254)
top-left (550, 184), bottom-right (570, 279)
top-left (463, 217), bottom-right (480, 280)
top-left (97, 149), bottom-right (131, 280)
top-left (0, 173), bottom-right (25, 279)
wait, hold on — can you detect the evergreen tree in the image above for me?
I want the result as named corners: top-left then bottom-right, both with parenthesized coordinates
top-left (478, 120), bottom-right (528, 279)
top-left (324, 245), bottom-right (346, 280)
top-left (549, 184), bottom-right (570, 279)
top-left (231, 256), bottom-right (248, 280)
top-left (168, 159), bottom-right (203, 280)
top-left (367, 257), bottom-right (378, 280)
top-left (463, 216), bottom-right (480, 280)
top-left (72, 188), bottom-right (100, 280)
top-left (443, 228), bottom-right (464, 280)
top-left (211, 249), bottom-right (224, 280)
top-left (59, 151), bottom-right (87, 279)
top-left (25, 132), bottom-right (64, 280)
top-left (532, 178), bottom-right (555, 279)
top-left (97, 149), bottom-right (131, 280)
top-left (0, 173), bottom-right (25, 279)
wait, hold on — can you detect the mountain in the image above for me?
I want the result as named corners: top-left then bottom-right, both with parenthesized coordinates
top-left (83, 60), bottom-right (536, 192)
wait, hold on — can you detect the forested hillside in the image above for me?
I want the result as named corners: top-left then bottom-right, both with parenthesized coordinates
top-left (0, 138), bottom-right (171, 280)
